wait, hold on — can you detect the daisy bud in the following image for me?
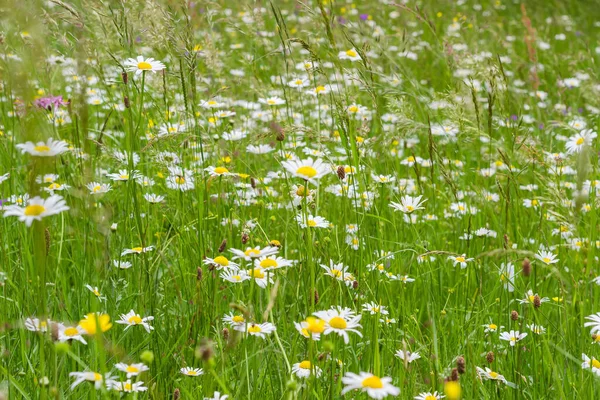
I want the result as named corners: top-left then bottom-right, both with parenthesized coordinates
top-left (241, 232), bottom-right (249, 244)
top-left (222, 327), bottom-right (229, 341)
top-left (486, 351), bottom-right (494, 364)
top-left (286, 379), bottom-right (298, 391)
top-left (122, 72), bottom-right (128, 85)
top-left (250, 177), bottom-right (257, 189)
top-left (511, 310), bottom-right (519, 321)
top-left (140, 350), bottom-right (154, 364)
top-left (173, 388), bottom-right (180, 400)
top-left (218, 239), bottom-right (227, 253)
top-left (533, 294), bottom-right (541, 308)
top-left (522, 258), bottom-right (531, 277)
top-left (124, 96), bottom-right (130, 109)
top-left (337, 165), bottom-right (346, 180)
top-left (450, 368), bottom-right (459, 381)
top-left (456, 356), bottom-right (465, 374)
top-left (197, 267), bottom-right (202, 281)
top-left (44, 228), bottom-right (51, 255)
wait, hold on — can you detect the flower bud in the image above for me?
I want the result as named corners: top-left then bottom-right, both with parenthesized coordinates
top-left (522, 258), bottom-right (531, 277)
top-left (511, 310), bottom-right (519, 321)
top-left (533, 294), bottom-right (541, 309)
top-left (124, 96), bottom-right (130, 109)
top-left (337, 166), bottom-right (346, 180)
top-left (486, 351), bottom-right (494, 363)
top-left (456, 356), bottom-right (465, 374)
top-left (218, 239), bottom-right (227, 253)
top-left (122, 72), bottom-right (128, 85)
top-left (173, 388), bottom-right (180, 400)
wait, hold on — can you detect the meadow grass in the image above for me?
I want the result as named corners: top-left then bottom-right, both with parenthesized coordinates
top-left (1, 0), bottom-right (600, 398)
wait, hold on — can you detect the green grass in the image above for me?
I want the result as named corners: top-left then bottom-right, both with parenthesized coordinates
top-left (1, 0), bottom-right (600, 398)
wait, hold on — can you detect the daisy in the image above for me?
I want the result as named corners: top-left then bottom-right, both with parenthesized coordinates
top-left (582, 354), bottom-right (600, 376)
top-left (476, 367), bottom-right (514, 387)
top-left (113, 260), bottom-right (132, 269)
top-left (69, 371), bottom-right (114, 390)
top-left (584, 312), bottom-right (600, 334)
top-left (482, 323), bottom-right (502, 333)
top-left (313, 307), bottom-right (362, 344)
top-left (389, 195), bottom-right (426, 213)
top-left (144, 193), bottom-right (165, 203)
top-left (235, 322), bottom-right (276, 339)
top-left (222, 312), bottom-right (247, 328)
top-left (341, 372), bottom-right (399, 399)
top-left (296, 214), bottom-right (330, 229)
top-left (258, 96), bottom-right (285, 106)
top-left (58, 324), bottom-right (87, 344)
top-left (220, 268), bottom-right (250, 284)
top-left (535, 249), bottom-right (559, 265)
top-left (106, 169), bottom-right (140, 182)
top-left (203, 255), bottom-right (238, 269)
top-left (24, 317), bottom-right (51, 332)
top-left (253, 256), bottom-right (293, 271)
top-left (282, 157), bottom-right (329, 182)
top-left (204, 391), bottom-right (229, 400)
top-left (86, 182), bottom-right (111, 194)
top-left (527, 323), bottom-right (546, 335)
top-left (114, 363), bottom-right (149, 378)
top-left (321, 260), bottom-right (351, 282)
top-left (362, 302), bottom-right (389, 315)
top-left (205, 166), bottom-right (234, 177)
top-left (230, 246), bottom-right (279, 261)
top-left (16, 137), bottom-right (69, 156)
top-left (415, 392), bottom-right (445, 400)
top-left (246, 267), bottom-right (274, 288)
top-left (181, 367), bottom-right (204, 377)
top-left (3, 195), bottom-right (69, 227)
top-left (447, 254), bottom-right (474, 269)
top-left (294, 316), bottom-right (326, 340)
top-left (85, 285), bottom-right (105, 301)
top-left (338, 48), bottom-right (362, 62)
top-left (124, 56), bottom-right (165, 75)
top-left (121, 246), bottom-right (155, 256)
top-left (395, 350), bottom-right (421, 364)
top-left (110, 379), bottom-right (148, 392)
top-left (517, 290), bottom-right (550, 305)
top-left (115, 310), bottom-right (154, 333)
top-left (499, 330), bottom-right (527, 346)
top-left (499, 262), bottom-right (515, 292)
top-left (566, 129), bottom-right (597, 154)
top-left (292, 361), bottom-right (323, 378)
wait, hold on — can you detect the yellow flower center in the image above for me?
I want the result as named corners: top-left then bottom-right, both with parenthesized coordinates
top-left (124, 382), bottom-right (132, 391)
top-left (296, 166), bottom-right (317, 178)
top-left (24, 204), bottom-right (45, 216)
top-left (93, 185), bottom-right (102, 192)
top-left (361, 375), bottom-right (383, 389)
top-left (299, 361), bottom-right (311, 369)
top-left (307, 220), bottom-right (317, 227)
top-left (128, 315), bottom-right (143, 324)
top-left (531, 199), bottom-right (538, 206)
top-left (64, 327), bottom-right (79, 336)
top-left (528, 295), bottom-right (535, 302)
top-left (425, 396), bottom-right (437, 400)
top-left (244, 249), bottom-right (260, 257)
top-left (593, 359), bottom-right (600, 369)
top-left (126, 366), bottom-right (139, 373)
top-left (213, 256), bottom-right (229, 266)
top-left (455, 256), bottom-right (465, 263)
top-left (214, 167), bottom-right (229, 175)
top-left (119, 174), bottom-right (129, 180)
top-left (248, 268), bottom-right (265, 279)
top-left (260, 258), bottom-right (278, 268)
top-left (175, 176), bottom-right (186, 184)
top-left (576, 137), bottom-right (585, 145)
top-left (542, 257), bottom-right (550, 263)
top-left (489, 371), bottom-right (499, 379)
top-left (346, 49), bottom-right (357, 58)
top-left (489, 324), bottom-right (497, 330)
top-left (331, 269), bottom-right (342, 277)
top-left (137, 61), bottom-right (152, 70)
top-left (296, 185), bottom-right (307, 196)
top-left (34, 145), bottom-right (51, 152)
top-left (232, 315), bottom-right (244, 323)
top-left (348, 105), bottom-right (359, 113)
top-left (329, 316), bottom-right (347, 330)
top-left (248, 324), bottom-right (262, 333)
top-left (306, 317), bottom-right (325, 334)
top-left (93, 289), bottom-right (100, 296)
top-left (132, 247), bottom-right (143, 252)
top-left (405, 205), bottom-right (414, 212)
top-left (93, 373), bottom-right (102, 381)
